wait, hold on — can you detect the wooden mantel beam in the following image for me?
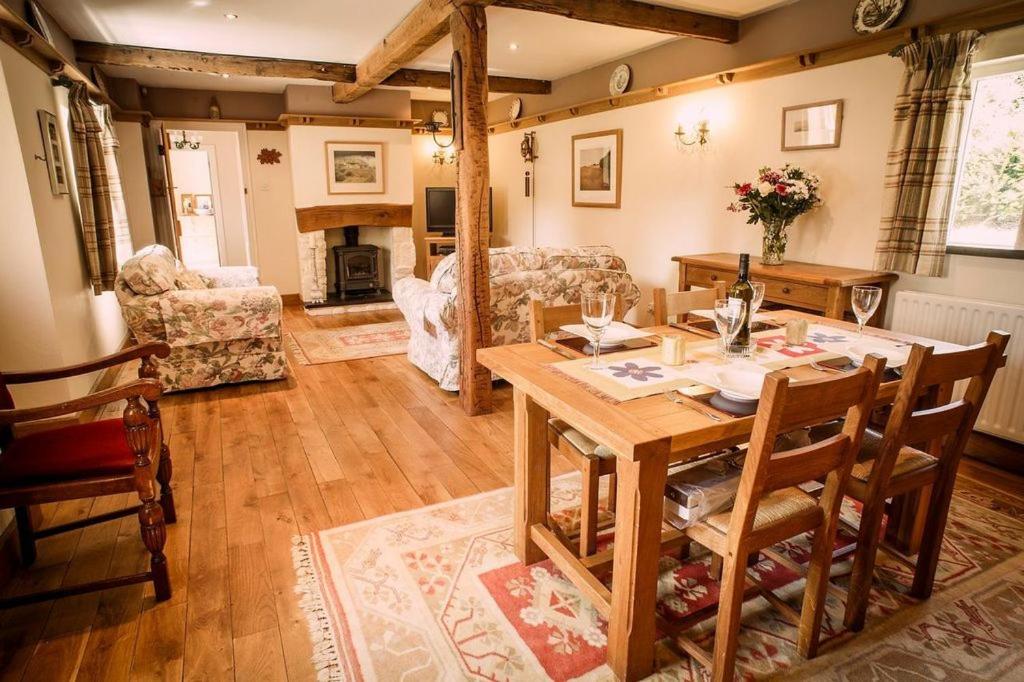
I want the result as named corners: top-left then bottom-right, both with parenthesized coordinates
top-left (451, 2), bottom-right (493, 415)
top-left (333, 0), bottom-right (457, 103)
top-left (493, 0), bottom-right (739, 42)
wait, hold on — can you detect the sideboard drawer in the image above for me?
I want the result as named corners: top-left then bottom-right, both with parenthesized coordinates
top-left (761, 278), bottom-right (828, 309)
top-left (686, 267), bottom-right (734, 288)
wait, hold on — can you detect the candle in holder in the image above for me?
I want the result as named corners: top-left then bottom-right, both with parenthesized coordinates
top-left (786, 319), bottom-right (809, 345)
top-left (661, 335), bottom-right (686, 365)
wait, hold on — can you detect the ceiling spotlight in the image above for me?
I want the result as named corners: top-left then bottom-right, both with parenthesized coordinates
top-left (189, 0), bottom-right (211, 6)
top-left (221, 73), bottom-right (230, 78)
top-left (508, 42), bottom-right (519, 51)
top-left (224, 12), bottom-right (238, 20)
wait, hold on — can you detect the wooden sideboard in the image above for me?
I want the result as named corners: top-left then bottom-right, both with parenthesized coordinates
top-left (673, 252), bottom-right (898, 325)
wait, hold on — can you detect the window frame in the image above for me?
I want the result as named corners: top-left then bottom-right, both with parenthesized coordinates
top-left (945, 56), bottom-right (1024, 261)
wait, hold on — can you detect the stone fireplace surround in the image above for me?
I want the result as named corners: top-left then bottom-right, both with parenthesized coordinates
top-left (297, 226), bottom-right (415, 306)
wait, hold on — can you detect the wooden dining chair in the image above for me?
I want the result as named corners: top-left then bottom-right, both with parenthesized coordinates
top-left (0, 342), bottom-right (175, 607)
top-left (838, 330), bottom-right (1009, 632)
top-left (676, 355), bottom-right (885, 682)
top-left (528, 296), bottom-right (624, 556)
top-left (651, 282), bottom-right (727, 326)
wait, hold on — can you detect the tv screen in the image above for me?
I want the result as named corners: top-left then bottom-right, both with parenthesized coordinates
top-left (425, 187), bottom-right (493, 234)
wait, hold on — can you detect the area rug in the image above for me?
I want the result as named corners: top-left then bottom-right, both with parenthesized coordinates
top-left (286, 321), bottom-right (409, 365)
top-left (292, 475), bottom-right (1024, 681)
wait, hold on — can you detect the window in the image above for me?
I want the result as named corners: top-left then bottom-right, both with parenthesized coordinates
top-left (946, 59), bottom-right (1024, 256)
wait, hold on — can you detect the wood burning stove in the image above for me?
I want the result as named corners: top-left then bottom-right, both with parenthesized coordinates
top-left (332, 227), bottom-right (382, 297)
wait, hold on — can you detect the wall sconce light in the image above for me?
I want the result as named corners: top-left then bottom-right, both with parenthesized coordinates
top-left (432, 148), bottom-right (455, 166)
top-left (674, 120), bottom-right (710, 150)
top-left (170, 130), bottom-right (202, 150)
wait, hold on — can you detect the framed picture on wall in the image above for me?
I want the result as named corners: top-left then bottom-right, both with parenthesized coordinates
top-left (571, 129), bottom-right (622, 208)
top-left (325, 141), bottom-right (385, 194)
top-left (180, 193), bottom-right (196, 216)
top-left (36, 110), bottom-right (69, 195)
top-left (781, 100), bottom-right (844, 151)
top-left (194, 193), bottom-right (214, 215)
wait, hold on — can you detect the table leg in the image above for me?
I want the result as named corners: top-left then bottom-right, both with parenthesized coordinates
top-left (514, 388), bottom-right (550, 565)
top-left (607, 442), bottom-right (669, 681)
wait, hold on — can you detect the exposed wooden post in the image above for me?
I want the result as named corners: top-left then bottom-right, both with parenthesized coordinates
top-left (451, 2), bottom-right (492, 416)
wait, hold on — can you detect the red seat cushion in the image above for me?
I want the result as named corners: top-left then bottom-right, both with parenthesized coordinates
top-left (0, 419), bottom-right (136, 486)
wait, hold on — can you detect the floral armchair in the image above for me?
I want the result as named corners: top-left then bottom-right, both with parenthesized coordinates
top-left (114, 245), bottom-right (287, 392)
top-left (393, 245), bottom-right (641, 391)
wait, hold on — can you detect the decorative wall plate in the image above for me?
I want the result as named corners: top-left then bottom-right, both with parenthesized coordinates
top-left (852, 0), bottom-right (906, 34)
top-left (508, 97), bottom-right (522, 121)
top-left (609, 64), bottom-right (631, 96)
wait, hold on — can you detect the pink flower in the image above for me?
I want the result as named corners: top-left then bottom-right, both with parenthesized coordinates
top-left (735, 183), bottom-right (752, 196)
top-left (775, 183), bottom-right (788, 196)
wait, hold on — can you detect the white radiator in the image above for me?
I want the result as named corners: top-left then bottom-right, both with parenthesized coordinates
top-left (891, 291), bottom-right (1023, 444)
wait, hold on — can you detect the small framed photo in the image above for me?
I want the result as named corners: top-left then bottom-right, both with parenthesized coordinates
top-left (194, 193), bottom-right (214, 215)
top-left (571, 129), bottom-right (622, 208)
top-left (37, 110), bottom-right (69, 195)
top-left (326, 141), bottom-right (385, 194)
top-left (782, 100), bottom-right (843, 151)
top-left (180, 193), bottom-right (196, 216)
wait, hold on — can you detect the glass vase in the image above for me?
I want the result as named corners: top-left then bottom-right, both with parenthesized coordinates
top-left (761, 220), bottom-right (789, 266)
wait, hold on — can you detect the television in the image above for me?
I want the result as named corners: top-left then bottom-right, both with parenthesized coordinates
top-left (425, 186), bottom-right (493, 235)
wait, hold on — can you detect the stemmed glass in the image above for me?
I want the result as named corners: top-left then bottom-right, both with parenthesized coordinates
top-left (750, 282), bottom-right (766, 317)
top-left (581, 292), bottom-right (616, 369)
top-left (714, 298), bottom-right (746, 359)
top-left (851, 285), bottom-right (882, 337)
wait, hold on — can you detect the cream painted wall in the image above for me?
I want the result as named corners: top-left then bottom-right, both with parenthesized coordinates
top-left (113, 121), bottom-right (156, 248)
top-left (2, 43), bottom-right (126, 399)
top-left (287, 126), bottom-right (413, 209)
top-left (246, 129), bottom-right (301, 295)
top-left (489, 53), bottom-right (1024, 325)
top-left (412, 134), bottom-right (457, 278)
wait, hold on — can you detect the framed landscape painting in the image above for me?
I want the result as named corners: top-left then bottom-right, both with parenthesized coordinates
top-left (325, 141), bottom-right (385, 194)
top-left (572, 129), bottom-right (622, 208)
top-left (781, 100), bottom-right (843, 151)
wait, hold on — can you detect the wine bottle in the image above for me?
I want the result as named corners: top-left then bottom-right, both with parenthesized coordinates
top-left (728, 253), bottom-right (754, 355)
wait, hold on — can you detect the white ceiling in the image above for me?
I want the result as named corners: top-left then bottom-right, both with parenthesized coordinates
top-left (42, 0), bottom-right (792, 94)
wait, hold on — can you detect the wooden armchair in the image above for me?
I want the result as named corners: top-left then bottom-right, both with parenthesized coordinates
top-left (0, 342), bottom-right (175, 607)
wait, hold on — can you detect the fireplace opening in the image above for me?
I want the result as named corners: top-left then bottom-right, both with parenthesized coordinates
top-left (331, 227), bottom-right (383, 299)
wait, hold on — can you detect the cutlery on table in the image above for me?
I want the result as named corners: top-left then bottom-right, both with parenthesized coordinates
top-left (537, 338), bottom-right (578, 360)
top-left (663, 389), bottom-right (723, 422)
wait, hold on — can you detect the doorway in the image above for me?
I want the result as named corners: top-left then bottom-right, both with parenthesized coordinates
top-left (165, 128), bottom-right (253, 269)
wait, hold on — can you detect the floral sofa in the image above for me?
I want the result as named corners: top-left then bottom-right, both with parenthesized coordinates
top-left (115, 244), bottom-right (287, 391)
top-left (393, 245), bottom-right (641, 391)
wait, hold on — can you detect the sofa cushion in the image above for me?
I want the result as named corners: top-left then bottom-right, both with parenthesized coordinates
top-left (489, 247), bottom-right (545, 277)
top-left (120, 244), bottom-right (179, 295)
top-left (159, 286), bottom-right (282, 346)
top-left (544, 253), bottom-right (627, 272)
top-left (174, 270), bottom-right (211, 290)
top-left (429, 246), bottom-right (619, 295)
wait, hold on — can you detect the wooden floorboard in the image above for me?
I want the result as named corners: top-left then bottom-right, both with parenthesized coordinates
top-left (6, 304), bottom-right (1010, 680)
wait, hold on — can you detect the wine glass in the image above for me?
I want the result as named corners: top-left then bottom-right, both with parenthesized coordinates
top-left (851, 286), bottom-right (882, 337)
top-left (714, 299), bottom-right (746, 359)
top-left (750, 282), bottom-right (766, 317)
top-left (581, 292), bottom-right (616, 369)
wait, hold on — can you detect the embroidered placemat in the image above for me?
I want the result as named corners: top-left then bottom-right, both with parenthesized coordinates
top-left (547, 324), bottom-right (925, 404)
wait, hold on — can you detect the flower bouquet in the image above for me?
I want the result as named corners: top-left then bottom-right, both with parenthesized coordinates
top-left (728, 165), bottom-right (822, 265)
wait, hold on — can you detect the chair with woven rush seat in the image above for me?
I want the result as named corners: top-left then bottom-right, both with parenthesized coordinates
top-left (528, 297), bottom-right (624, 557)
top-left (651, 282), bottom-right (726, 326)
top-left (674, 354), bottom-right (885, 682)
top-left (0, 342), bottom-right (175, 607)
top-left (839, 330), bottom-right (1009, 633)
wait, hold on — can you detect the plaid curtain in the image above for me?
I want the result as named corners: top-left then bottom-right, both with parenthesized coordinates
top-left (67, 83), bottom-right (133, 294)
top-left (874, 30), bottom-right (982, 277)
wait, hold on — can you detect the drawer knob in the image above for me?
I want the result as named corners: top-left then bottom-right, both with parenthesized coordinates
top-left (710, 274), bottom-right (717, 281)
top-left (782, 287), bottom-right (791, 294)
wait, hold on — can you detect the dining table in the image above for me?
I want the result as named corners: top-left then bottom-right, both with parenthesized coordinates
top-left (476, 308), bottom-right (964, 681)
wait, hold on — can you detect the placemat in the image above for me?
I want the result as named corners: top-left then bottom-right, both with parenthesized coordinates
top-left (546, 324), bottom-right (928, 404)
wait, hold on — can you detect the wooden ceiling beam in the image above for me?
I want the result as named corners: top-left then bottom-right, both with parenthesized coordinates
top-left (333, 0), bottom-right (458, 103)
top-left (492, 0), bottom-right (739, 42)
top-left (380, 67), bottom-right (550, 94)
top-left (74, 41), bottom-right (357, 81)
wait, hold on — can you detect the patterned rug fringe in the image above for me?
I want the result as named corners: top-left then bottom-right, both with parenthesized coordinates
top-left (285, 334), bottom-right (312, 366)
top-left (292, 536), bottom-right (345, 682)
